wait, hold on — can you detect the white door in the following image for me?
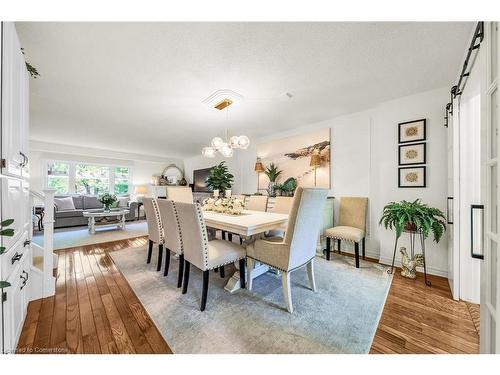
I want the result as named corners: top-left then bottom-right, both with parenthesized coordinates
top-left (1, 22), bottom-right (25, 177)
top-left (448, 98), bottom-right (460, 300)
top-left (481, 21), bottom-right (500, 354)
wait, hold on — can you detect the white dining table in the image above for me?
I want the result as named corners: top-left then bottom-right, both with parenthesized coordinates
top-left (203, 209), bottom-right (289, 293)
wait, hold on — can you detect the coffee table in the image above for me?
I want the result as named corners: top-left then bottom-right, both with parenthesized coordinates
top-left (82, 209), bottom-right (130, 234)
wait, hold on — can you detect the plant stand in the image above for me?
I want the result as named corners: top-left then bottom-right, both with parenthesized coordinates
top-left (388, 229), bottom-right (431, 286)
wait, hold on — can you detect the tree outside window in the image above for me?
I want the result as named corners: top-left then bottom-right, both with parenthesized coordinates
top-left (74, 164), bottom-right (110, 195)
top-left (47, 162), bottom-right (69, 194)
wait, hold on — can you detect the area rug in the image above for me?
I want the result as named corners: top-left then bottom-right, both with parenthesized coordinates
top-left (32, 221), bottom-right (148, 250)
top-left (110, 246), bottom-right (392, 354)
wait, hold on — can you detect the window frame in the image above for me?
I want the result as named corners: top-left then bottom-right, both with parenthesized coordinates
top-left (44, 159), bottom-right (133, 196)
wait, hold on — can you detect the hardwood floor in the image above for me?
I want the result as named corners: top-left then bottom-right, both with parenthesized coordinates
top-left (17, 237), bottom-right (479, 354)
top-left (17, 237), bottom-right (172, 354)
top-left (370, 271), bottom-right (480, 354)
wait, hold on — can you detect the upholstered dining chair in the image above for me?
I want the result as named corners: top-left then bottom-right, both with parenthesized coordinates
top-left (166, 186), bottom-right (193, 203)
top-left (324, 197), bottom-right (368, 268)
top-left (175, 201), bottom-right (247, 311)
top-left (266, 196), bottom-right (293, 237)
top-left (246, 187), bottom-right (328, 313)
top-left (143, 198), bottom-right (164, 272)
top-left (157, 199), bottom-right (184, 288)
top-left (245, 195), bottom-right (268, 211)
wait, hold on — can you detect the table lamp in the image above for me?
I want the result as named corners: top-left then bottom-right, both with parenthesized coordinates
top-left (134, 185), bottom-right (148, 202)
top-left (254, 158), bottom-right (265, 195)
top-left (309, 150), bottom-right (321, 186)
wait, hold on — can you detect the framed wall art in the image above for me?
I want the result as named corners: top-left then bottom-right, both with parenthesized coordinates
top-left (398, 166), bottom-right (426, 188)
top-left (398, 142), bottom-right (426, 166)
top-left (398, 119), bottom-right (426, 143)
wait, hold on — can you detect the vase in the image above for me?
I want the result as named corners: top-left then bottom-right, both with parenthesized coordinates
top-left (267, 182), bottom-right (277, 197)
top-left (104, 205), bottom-right (111, 212)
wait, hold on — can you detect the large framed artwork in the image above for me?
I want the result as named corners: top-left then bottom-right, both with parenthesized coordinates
top-left (398, 119), bottom-right (426, 143)
top-left (256, 128), bottom-right (331, 190)
top-left (398, 166), bottom-right (426, 188)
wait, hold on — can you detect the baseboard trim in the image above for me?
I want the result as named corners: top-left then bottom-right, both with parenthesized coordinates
top-left (378, 256), bottom-right (448, 278)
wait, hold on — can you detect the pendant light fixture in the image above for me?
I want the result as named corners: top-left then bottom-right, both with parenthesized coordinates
top-left (202, 97), bottom-right (250, 158)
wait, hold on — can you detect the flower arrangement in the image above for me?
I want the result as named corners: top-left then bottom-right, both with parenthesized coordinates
top-left (99, 193), bottom-right (118, 211)
top-left (202, 197), bottom-right (244, 215)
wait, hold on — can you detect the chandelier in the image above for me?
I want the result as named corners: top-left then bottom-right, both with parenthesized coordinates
top-left (202, 129), bottom-right (250, 158)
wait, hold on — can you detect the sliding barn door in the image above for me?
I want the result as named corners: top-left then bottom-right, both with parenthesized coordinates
top-left (481, 21), bottom-right (500, 354)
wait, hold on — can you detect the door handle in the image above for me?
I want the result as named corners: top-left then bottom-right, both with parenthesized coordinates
top-left (447, 197), bottom-right (453, 224)
top-left (19, 151), bottom-right (26, 167)
top-left (471, 204), bottom-right (484, 260)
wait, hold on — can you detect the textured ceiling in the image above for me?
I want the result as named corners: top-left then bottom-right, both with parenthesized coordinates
top-left (16, 22), bottom-right (473, 158)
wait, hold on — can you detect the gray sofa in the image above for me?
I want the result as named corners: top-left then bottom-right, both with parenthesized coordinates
top-left (54, 194), bottom-right (138, 229)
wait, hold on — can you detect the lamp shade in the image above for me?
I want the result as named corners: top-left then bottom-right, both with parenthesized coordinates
top-left (310, 153), bottom-right (321, 168)
top-left (254, 159), bottom-right (265, 172)
top-left (134, 185), bottom-right (148, 194)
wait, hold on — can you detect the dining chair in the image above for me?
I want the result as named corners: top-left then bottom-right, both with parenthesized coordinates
top-left (266, 196), bottom-right (293, 237)
top-left (166, 186), bottom-right (193, 203)
top-left (156, 199), bottom-right (184, 288)
top-left (175, 201), bottom-right (247, 311)
top-left (245, 195), bottom-right (268, 211)
top-left (143, 197), bottom-right (165, 272)
top-left (324, 197), bottom-right (368, 268)
top-left (223, 194), bottom-right (248, 244)
top-left (246, 187), bottom-right (328, 313)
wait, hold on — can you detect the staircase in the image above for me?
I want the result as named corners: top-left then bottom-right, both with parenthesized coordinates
top-left (29, 189), bottom-right (56, 299)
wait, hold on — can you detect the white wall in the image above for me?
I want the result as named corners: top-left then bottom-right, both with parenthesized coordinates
top-left (184, 87), bottom-right (449, 276)
top-left (29, 140), bottom-right (183, 194)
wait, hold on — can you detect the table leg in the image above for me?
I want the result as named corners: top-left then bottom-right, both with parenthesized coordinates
top-left (89, 217), bottom-right (96, 234)
top-left (224, 234), bottom-right (269, 293)
top-left (121, 214), bottom-right (126, 230)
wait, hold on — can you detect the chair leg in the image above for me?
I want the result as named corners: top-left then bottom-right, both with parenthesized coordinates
top-left (228, 233), bottom-right (233, 242)
top-left (239, 237), bottom-right (243, 245)
top-left (214, 267), bottom-right (219, 273)
top-left (325, 237), bottom-right (331, 261)
top-left (182, 260), bottom-right (190, 294)
top-left (306, 259), bottom-right (317, 292)
top-left (247, 258), bottom-right (255, 291)
top-left (239, 258), bottom-right (246, 289)
top-left (281, 272), bottom-right (293, 313)
top-left (222, 231), bottom-right (226, 240)
top-left (354, 242), bottom-right (360, 268)
top-left (163, 248), bottom-right (171, 276)
top-left (219, 265), bottom-right (225, 278)
top-left (362, 237), bottom-right (366, 259)
top-left (157, 244), bottom-right (163, 272)
top-left (147, 239), bottom-right (153, 264)
top-left (177, 254), bottom-right (184, 288)
top-left (337, 239), bottom-right (341, 254)
top-left (200, 270), bottom-right (209, 311)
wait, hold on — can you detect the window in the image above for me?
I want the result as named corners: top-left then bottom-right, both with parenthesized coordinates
top-left (45, 161), bottom-right (132, 196)
top-left (75, 164), bottom-right (110, 195)
top-left (47, 162), bottom-right (69, 194)
top-left (114, 167), bottom-right (130, 194)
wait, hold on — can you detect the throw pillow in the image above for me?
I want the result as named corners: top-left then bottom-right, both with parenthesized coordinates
top-left (118, 197), bottom-right (129, 208)
top-left (54, 196), bottom-right (76, 211)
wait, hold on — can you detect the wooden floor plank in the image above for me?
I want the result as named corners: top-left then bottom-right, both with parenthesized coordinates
top-left (17, 235), bottom-right (478, 354)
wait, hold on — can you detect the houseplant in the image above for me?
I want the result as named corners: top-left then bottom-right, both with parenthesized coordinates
top-left (99, 193), bottom-right (118, 211)
top-left (276, 177), bottom-right (298, 197)
top-left (206, 162), bottom-right (234, 196)
top-left (379, 199), bottom-right (446, 242)
top-left (264, 163), bottom-right (283, 197)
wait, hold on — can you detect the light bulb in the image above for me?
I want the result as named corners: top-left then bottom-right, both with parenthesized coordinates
top-left (211, 137), bottom-right (224, 149)
top-left (202, 146), bottom-right (216, 158)
top-left (237, 135), bottom-right (250, 149)
top-left (229, 135), bottom-right (240, 148)
top-left (220, 143), bottom-right (234, 157)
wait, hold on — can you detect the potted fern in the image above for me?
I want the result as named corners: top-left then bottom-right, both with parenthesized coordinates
top-left (379, 199), bottom-right (446, 242)
top-left (206, 162), bottom-right (234, 196)
top-left (264, 163), bottom-right (283, 197)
